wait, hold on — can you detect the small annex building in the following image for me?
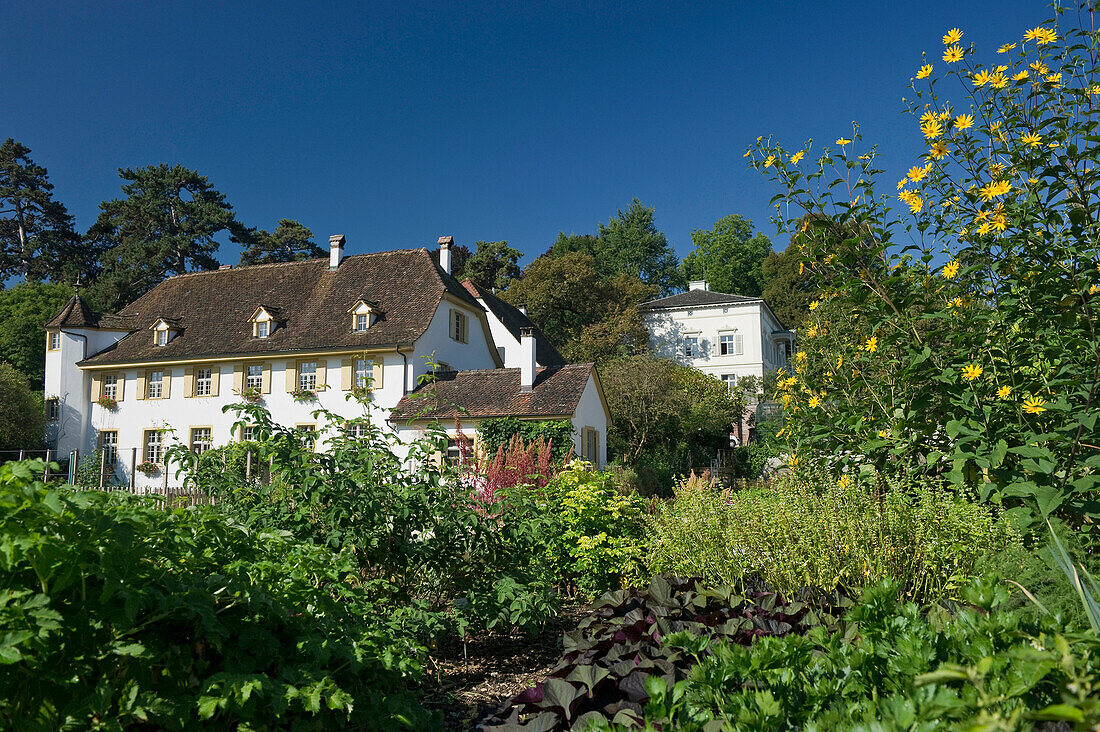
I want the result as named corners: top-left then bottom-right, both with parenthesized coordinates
top-left (43, 236), bottom-right (609, 487)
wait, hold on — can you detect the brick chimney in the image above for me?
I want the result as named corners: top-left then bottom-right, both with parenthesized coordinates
top-left (438, 235), bottom-right (454, 275)
top-left (329, 234), bottom-right (346, 269)
top-left (520, 327), bottom-right (536, 392)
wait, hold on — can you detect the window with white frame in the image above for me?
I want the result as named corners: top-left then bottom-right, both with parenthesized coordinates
top-left (684, 336), bottom-right (699, 358)
top-left (445, 438), bottom-right (463, 466)
top-left (155, 329), bottom-right (168, 347)
top-left (241, 425), bottom-right (257, 442)
top-left (297, 424), bottom-right (316, 450)
top-left (719, 333), bottom-right (744, 356)
top-left (195, 367), bottom-right (212, 396)
top-left (48, 332), bottom-right (60, 351)
top-left (103, 374), bottom-right (118, 399)
top-left (298, 362), bottom-right (317, 391)
top-left (355, 314), bottom-right (369, 332)
top-left (256, 320), bottom-right (270, 338)
top-left (246, 364), bottom-right (263, 390)
top-left (721, 374), bottom-right (738, 392)
top-left (99, 430), bottom-right (118, 466)
top-left (190, 427), bottom-right (212, 455)
top-left (147, 371), bottom-right (164, 399)
top-left (354, 358), bottom-right (370, 388)
top-left (451, 310), bottom-right (468, 343)
top-left (144, 430), bottom-right (163, 463)
top-left (45, 398), bottom-right (60, 422)
top-left (347, 422), bottom-right (369, 439)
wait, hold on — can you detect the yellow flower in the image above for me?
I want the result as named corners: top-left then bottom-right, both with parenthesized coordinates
top-left (997, 385), bottom-right (1012, 398)
top-left (808, 395), bottom-right (821, 408)
top-left (836, 137), bottom-right (852, 147)
top-left (929, 141), bottom-right (948, 160)
top-left (908, 164), bottom-right (932, 182)
top-left (943, 28), bottom-right (963, 45)
top-left (972, 70), bottom-right (993, 87)
top-left (921, 119), bottom-right (943, 139)
top-left (897, 178), bottom-right (908, 190)
top-left (919, 109), bottom-right (937, 124)
top-left (975, 220), bottom-right (993, 236)
top-left (942, 260), bottom-right (960, 279)
top-left (1090, 85), bottom-right (1100, 96)
top-left (989, 162), bottom-right (1005, 176)
top-left (806, 325), bottom-right (819, 338)
top-left (878, 429), bottom-right (889, 439)
top-left (990, 72), bottom-right (1009, 89)
top-left (943, 45), bottom-right (964, 63)
top-left (788, 453), bottom-right (799, 467)
top-left (838, 475), bottom-right (851, 489)
top-left (864, 336), bottom-right (878, 353)
top-left (795, 351), bottom-right (807, 363)
top-left (992, 210), bottom-right (1007, 232)
top-left (979, 179), bottom-right (1011, 201)
top-left (917, 63), bottom-right (934, 79)
top-left (906, 194), bottom-right (923, 213)
top-left (997, 43), bottom-right (1017, 53)
top-left (1091, 284), bottom-right (1100, 295)
top-left (953, 114), bottom-right (974, 131)
top-left (1013, 70), bottom-right (1029, 81)
top-left (1026, 27), bottom-right (1057, 45)
top-left (1023, 396), bottom-right (1046, 414)
top-left (799, 261), bottom-right (804, 274)
top-left (790, 150), bottom-right (805, 164)
top-left (764, 155), bottom-right (776, 168)
top-left (1030, 61), bottom-right (1049, 76)
top-left (961, 363), bottom-right (983, 381)
top-left (1019, 131), bottom-right (1042, 148)
top-left (1045, 73), bottom-right (1062, 84)
top-left (836, 355), bottom-right (843, 368)
top-left (809, 300), bottom-right (820, 311)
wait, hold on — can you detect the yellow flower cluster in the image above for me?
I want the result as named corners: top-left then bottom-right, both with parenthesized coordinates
top-left (942, 260), bottom-right (960, 279)
top-left (864, 336), bottom-right (878, 353)
top-left (961, 364), bottom-right (983, 381)
top-left (898, 188), bottom-right (923, 213)
top-left (1023, 27), bottom-right (1057, 45)
top-left (1023, 396), bottom-right (1046, 414)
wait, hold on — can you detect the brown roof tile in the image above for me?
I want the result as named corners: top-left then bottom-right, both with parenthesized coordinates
top-left (390, 363), bottom-right (595, 421)
top-left (80, 248), bottom-right (483, 366)
top-left (461, 280), bottom-right (564, 366)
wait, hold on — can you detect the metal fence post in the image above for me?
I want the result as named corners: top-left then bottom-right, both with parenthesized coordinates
top-left (130, 448), bottom-right (137, 491)
top-left (245, 449), bottom-right (252, 480)
top-left (18, 450), bottom-right (24, 461)
top-left (70, 450), bottom-right (79, 485)
top-left (44, 449), bottom-right (51, 481)
top-left (98, 449), bottom-right (106, 489)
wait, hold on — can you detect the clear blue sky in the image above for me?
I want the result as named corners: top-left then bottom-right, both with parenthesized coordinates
top-left (2, 1), bottom-right (1045, 267)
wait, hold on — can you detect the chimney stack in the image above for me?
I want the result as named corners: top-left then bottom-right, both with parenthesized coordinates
top-left (688, 280), bottom-right (709, 291)
top-left (519, 327), bottom-right (536, 392)
top-left (438, 235), bottom-right (454, 275)
top-left (329, 234), bottom-right (346, 269)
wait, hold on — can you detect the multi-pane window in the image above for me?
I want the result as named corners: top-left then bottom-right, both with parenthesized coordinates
top-left (298, 362), bottom-right (317, 391)
top-left (355, 314), bottom-right (369, 332)
top-left (155, 329), bottom-right (168, 346)
top-left (190, 427), bottom-right (212, 455)
top-left (195, 368), bottom-right (212, 396)
top-left (721, 374), bottom-right (738, 392)
top-left (246, 364), bottom-right (263, 390)
top-left (445, 439), bottom-right (463, 466)
top-left (586, 429), bottom-right (599, 465)
top-left (49, 332), bottom-right (60, 350)
top-left (354, 359), bottom-right (370, 388)
top-left (45, 398), bottom-right (60, 421)
top-left (99, 430), bottom-right (118, 466)
top-left (147, 371), bottom-right (164, 399)
top-left (103, 374), bottom-right (118, 399)
top-left (298, 425), bottom-right (316, 450)
top-left (241, 425), bottom-right (256, 442)
top-left (144, 430), bottom-right (163, 463)
top-left (684, 336), bottom-right (699, 358)
top-left (347, 422), bottom-right (369, 439)
top-left (451, 310), bottom-right (468, 343)
top-left (720, 333), bottom-right (744, 356)
top-left (256, 321), bottom-right (270, 338)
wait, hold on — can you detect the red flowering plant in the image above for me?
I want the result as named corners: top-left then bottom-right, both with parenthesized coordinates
top-left (96, 395), bottom-right (118, 411)
top-left (455, 428), bottom-right (566, 506)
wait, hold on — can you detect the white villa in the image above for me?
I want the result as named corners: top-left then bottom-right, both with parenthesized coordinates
top-left (44, 236), bottom-right (608, 488)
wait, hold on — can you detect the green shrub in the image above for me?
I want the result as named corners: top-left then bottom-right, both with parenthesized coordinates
top-left (647, 472), bottom-right (1023, 603)
top-left (541, 462), bottom-right (649, 598)
top-left (476, 417), bottom-right (575, 462)
top-left (0, 459), bottom-right (434, 730)
top-left (623, 579), bottom-right (1100, 730)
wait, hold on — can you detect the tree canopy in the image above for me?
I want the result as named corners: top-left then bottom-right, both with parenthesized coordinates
top-left (0, 139), bottom-right (81, 284)
top-left (761, 239), bottom-right (815, 330)
top-left (238, 219), bottom-right (324, 265)
top-left (0, 282), bottom-right (74, 389)
top-left (0, 362), bottom-right (44, 452)
top-left (680, 214), bottom-right (772, 296)
top-left (462, 240), bottom-right (522, 291)
top-left (86, 164), bottom-right (244, 311)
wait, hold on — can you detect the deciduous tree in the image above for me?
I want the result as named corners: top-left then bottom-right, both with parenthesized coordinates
top-left (0, 363), bottom-right (44, 452)
top-left (680, 214), bottom-right (772, 296)
top-left (0, 282), bottom-right (73, 388)
top-left (761, 239), bottom-right (815, 329)
top-left (238, 219), bottom-right (324, 265)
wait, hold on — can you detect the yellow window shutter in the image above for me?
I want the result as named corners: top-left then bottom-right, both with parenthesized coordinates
top-left (341, 358), bottom-right (352, 390)
top-left (136, 372), bottom-right (146, 400)
top-left (261, 362), bottom-right (271, 393)
top-left (233, 364), bottom-right (244, 394)
top-left (210, 367), bottom-right (220, 397)
top-left (285, 361), bottom-right (297, 392)
top-left (316, 359), bottom-right (327, 389)
top-left (372, 359), bottom-right (384, 388)
top-left (90, 375), bottom-right (102, 401)
top-left (184, 367), bottom-right (194, 398)
top-left (116, 374), bottom-right (125, 401)
top-left (162, 369), bottom-right (172, 399)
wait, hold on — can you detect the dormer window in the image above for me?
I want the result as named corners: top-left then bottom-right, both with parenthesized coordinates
top-left (150, 318), bottom-right (178, 347)
top-left (250, 306), bottom-right (279, 339)
top-left (348, 300), bottom-right (381, 332)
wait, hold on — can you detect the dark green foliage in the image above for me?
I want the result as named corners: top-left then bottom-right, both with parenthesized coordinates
top-left (730, 415), bottom-right (784, 479)
top-left (462, 240), bottom-right (522, 291)
top-left (0, 460), bottom-right (435, 730)
top-left (503, 252), bottom-right (654, 363)
top-left (0, 364), bottom-right (43, 452)
top-left (171, 402), bottom-right (561, 638)
top-left (86, 164), bottom-right (245, 310)
top-left (760, 237), bottom-right (815, 329)
top-left (476, 418), bottom-right (575, 462)
top-left (626, 580), bottom-right (1100, 730)
top-left (0, 281), bottom-right (73, 388)
top-left (237, 218), bottom-right (324, 265)
top-left (0, 139), bottom-right (82, 284)
top-left (73, 448), bottom-right (123, 488)
top-left (483, 575), bottom-right (851, 730)
top-left (680, 214), bottom-right (772, 297)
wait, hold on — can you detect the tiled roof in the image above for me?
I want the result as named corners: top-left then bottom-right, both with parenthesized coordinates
top-left (390, 363), bottom-right (595, 421)
top-left (640, 290), bottom-right (760, 310)
top-left (461, 280), bottom-right (564, 366)
top-left (79, 248), bottom-right (483, 366)
top-left (46, 296), bottom-right (100, 328)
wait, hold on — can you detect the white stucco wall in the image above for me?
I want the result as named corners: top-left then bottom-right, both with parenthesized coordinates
top-left (644, 301), bottom-right (792, 384)
top-left (410, 299), bottom-right (499, 387)
top-left (44, 328), bottom-right (129, 458)
top-left (569, 375), bottom-right (609, 468)
top-left (476, 298), bottom-right (522, 368)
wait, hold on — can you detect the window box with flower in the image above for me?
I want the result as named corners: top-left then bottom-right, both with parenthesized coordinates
top-left (136, 461), bottom-right (160, 476)
top-left (236, 385), bottom-right (264, 403)
top-left (291, 389), bottom-right (317, 403)
top-left (96, 395), bottom-right (118, 411)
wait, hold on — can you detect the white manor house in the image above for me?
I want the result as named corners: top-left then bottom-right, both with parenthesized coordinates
top-left (44, 236), bottom-right (610, 487)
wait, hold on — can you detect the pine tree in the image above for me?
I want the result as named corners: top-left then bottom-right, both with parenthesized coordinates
top-left (0, 139), bottom-right (80, 283)
top-left (238, 219), bottom-right (325, 265)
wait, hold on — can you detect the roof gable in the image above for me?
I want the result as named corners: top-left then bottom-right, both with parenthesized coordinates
top-left (461, 280), bottom-right (564, 366)
top-left (640, 290), bottom-right (761, 311)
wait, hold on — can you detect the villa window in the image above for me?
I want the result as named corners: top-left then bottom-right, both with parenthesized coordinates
top-left (147, 371), bottom-right (164, 399)
top-left (347, 423), bottom-right (369, 439)
top-left (98, 430), bottom-right (118, 466)
top-left (298, 362), bottom-right (317, 391)
top-left (48, 332), bottom-right (60, 351)
top-left (45, 398), bottom-right (60, 422)
top-left (241, 425), bottom-right (257, 442)
top-left (444, 438), bottom-right (463, 466)
top-left (195, 367), bottom-right (212, 397)
top-left (355, 358), bottom-right (370, 388)
top-left (721, 374), bottom-right (738, 392)
top-left (684, 336), bottom-right (699, 358)
top-left (246, 364), bottom-right (263, 391)
top-left (720, 333), bottom-right (744, 356)
top-left (190, 427), bottom-right (212, 455)
top-left (451, 309), bottom-right (468, 343)
top-left (103, 374), bottom-right (118, 399)
top-left (256, 321), bottom-right (269, 338)
top-left (297, 424), bottom-right (317, 451)
top-left (144, 430), bottom-right (163, 464)
top-left (356, 314), bottom-right (369, 332)
top-left (155, 329), bottom-right (168, 347)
